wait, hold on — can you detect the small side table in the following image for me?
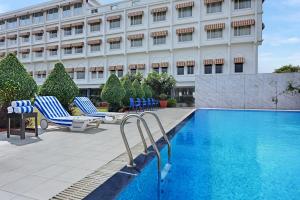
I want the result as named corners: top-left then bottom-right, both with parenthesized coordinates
top-left (7, 112), bottom-right (38, 140)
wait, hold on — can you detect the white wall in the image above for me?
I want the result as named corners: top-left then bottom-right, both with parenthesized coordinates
top-left (195, 73), bottom-right (300, 110)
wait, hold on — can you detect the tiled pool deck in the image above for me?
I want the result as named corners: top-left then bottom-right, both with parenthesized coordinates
top-left (0, 108), bottom-right (193, 200)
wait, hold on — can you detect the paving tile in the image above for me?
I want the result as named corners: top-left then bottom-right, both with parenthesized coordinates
top-left (0, 190), bottom-right (15, 199)
top-left (11, 195), bottom-right (37, 200)
top-left (33, 165), bottom-right (70, 179)
top-left (54, 168), bottom-right (93, 183)
top-left (0, 171), bottom-right (27, 187)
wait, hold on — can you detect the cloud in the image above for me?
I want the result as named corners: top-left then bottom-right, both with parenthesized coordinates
top-left (0, 4), bottom-right (10, 13)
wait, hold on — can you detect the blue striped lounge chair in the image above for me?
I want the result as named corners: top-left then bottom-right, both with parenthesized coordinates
top-left (74, 97), bottom-right (125, 123)
top-left (34, 96), bottom-right (103, 132)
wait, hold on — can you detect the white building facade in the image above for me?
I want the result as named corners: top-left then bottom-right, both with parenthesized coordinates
top-left (0, 0), bottom-right (263, 98)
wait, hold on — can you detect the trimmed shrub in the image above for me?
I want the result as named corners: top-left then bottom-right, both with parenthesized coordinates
top-left (122, 77), bottom-right (136, 106)
top-left (145, 72), bottom-right (176, 98)
top-left (142, 83), bottom-right (152, 98)
top-left (101, 74), bottom-right (125, 111)
top-left (39, 62), bottom-right (79, 113)
top-left (133, 79), bottom-right (144, 98)
top-left (159, 93), bottom-right (168, 100)
top-left (167, 98), bottom-right (177, 107)
top-left (0, 53), bottom-right (38, 128)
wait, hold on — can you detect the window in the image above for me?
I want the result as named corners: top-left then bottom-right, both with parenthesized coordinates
top-left (153, 36), bottom-right (166, 45)
top-left (35, 51), bottom-right (43, 58)
top-left (91, 71), bottom-right (97, 79)
top-left (110, 19), bottom-right (121, 29)
top-left (207, 2), bottom-right (222, 14)
top-left (91, 9), bottom-right (98, 14)
top-left (130, 15), bottom-right (142, 26)
top-left (117, 70), bottom-right (123, 77)
top-left (153, 68), bottom-right (159, 73)
top-left (178, 33), bottom-right (193, 42)
top-left (62, 6), bottom-right (72, 18)
top-left (234, 26), bottom-right (251, 36)
top-left (90, 44), bottom-right (100, 52)
top-left (74, 3), bottom-right (83, 16)
top-left (90, 23), bottom-right (100, 32)
top-left (49, 49), bottom-right (57, 56)
top-left (161, 67), bottom-right (168, 73)
top-left (47, 8), bottom-right (59, 21)
top-left (33, 12), bottom-right (44, 24)
top-left (131, 39), bottom-right (143, 47)
top-left (0, 39), bottom-right (5, 46)
top-left (64, 47), bottom-right (72, 55)
top-left (21, 53), bottom-right (29, 59)
top-left (215, 64), bottom-right (223, 73)
top-left (153, 12), bottom-right (166, 22)
top-left (68, 72), bottom-right (74, 79)
top-left (35, 33), bottom-right (43, 41)
top-left (64, 28), bottom-right (72, 36)
top-left (74, 25), bottom-right (83, 34)
top-left (77, 71), bottom-right (85, 79)
top-left (235, 63), bottom-right (243, 73)
top-left (110, 41), bottom-right (121, 50)
top-left (8, 38), bottom-right (17, 45)
top-left (177, 66), bottom-right (184, 75)
top-left (22, 36), bottom-right (30, 43)
top-left (49, 31), bottom-right (57, 39)
top-left (75, 46), bottom-right (83, 54)
top-left (187, 66), bottom-right (194, 74)
top-left (20, 15), bottom-right (31, 26)
top-left (0, 21), bottom-right (5, 30)
top-left (131, 69), bottom-right (137, 74)
top-left (207, 29), bottom-right (223, 39)
top-left (178, 7), bottom-right (192, 18)
top-left (37, 73), bottom-right (46, 79)
top-left (204, 65), bottom-right (212, 74)
top-left (234, 0), bottom-right (251, 10)
top-left (7, 18), bottom-right (17, 29)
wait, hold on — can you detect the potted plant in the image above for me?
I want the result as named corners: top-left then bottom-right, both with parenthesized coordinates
top-left (159, 93), bottom-right (168, 108)
top-left (99, 102), bottom-right (109, 112)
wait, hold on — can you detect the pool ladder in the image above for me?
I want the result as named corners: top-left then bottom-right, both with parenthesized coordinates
top-left (120, 111), bottom-right (171, 176)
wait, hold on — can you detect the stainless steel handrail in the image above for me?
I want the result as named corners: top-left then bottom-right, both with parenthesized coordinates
top-left (120, 114), bottom-right (161, 173)
top-left (139, 111), bottom-right (171, 163)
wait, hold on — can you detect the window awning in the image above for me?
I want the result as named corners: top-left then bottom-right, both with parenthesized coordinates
top-left (61, 44), bottom-right (72, 48)
top-left (87, 39), bottom-right (102, 45)
top-left (32, 30), bottom-right (44, 35)
top-left (65, 68), bottom-right (74, 73)
top-left (151, 63), bottom-right (160, 68)
top-left (87, 18), bottom-right (102, 24)
top-left (71, 42), bottom-right (84, 47)
top-left (107, 37), bottom-right (122, 43)
top-left (127, 34), bottom-right (144, 40)
top-left (204, 23), bottom-right (225, 31)
top-left (61, 24), bottom-right (72, 29)
top-left (19, 32), bottom-right (30, 37)
top-left (19, 49), bottom-right (30, 53)
top-left (203, 59), bottom-right (214, 65)
top-left (32, 47), bottom-right (44, 52)
top-left (176, 1), bottom-right (194, 9)
top-left (46, 27), bottom-right (58, 32)
top-left (204, 0), bottom-right (224, 4)
top-left (107, 15), bottom-right (121, 21)
top-left (151, 30), bottom-right (168, 37)
top-left (129, 64), bottom-right (137, 69)
top-left (176, 27), bottom-right (195, 34)
top-left (151, 7), bottom-right (168, 14)
top-left (74, 67), bottom-right (85, 72)
top-left (215, 58), bottom-right (224, 65)
top-left (232, 19), bottom-right (255, 27)
top-left (128, 11), bottom-right (144, 17)
top-left (109, 66), bottom-right (116, 71)
top-left (137, 64), bottom-right (145, 69)
top-left (234, 57), bottom-right (245, 64)
top-left (46, 45), bottom-right (58, 50)
top-left (187, 60), bottom-right (195, 66)
top-left (160, 62), bottom-right (169, 68)
top-left (116, 65), bottom-right (124, 70)
top-left (72, 22), bottom-right (84, 27)
top-left (6, 34), bottom-right (17, 39)
top-left (90, 66), bottom-right (104, 72)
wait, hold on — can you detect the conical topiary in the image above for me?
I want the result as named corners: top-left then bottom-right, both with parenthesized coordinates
top-left (0, 53), bottom-right (38, 128)
top-left (39, 62), bottom-right (79, 113)
top-left (133, 79), bottom-right (145, 98)
top-left (101, 74), bottom-right (125, 111)
top-left (142, 83), bottom-right (152, 98)
top-left (122, 77), bottom-right (136, 106)
top-left (0, 53), bottom-right (37, 108)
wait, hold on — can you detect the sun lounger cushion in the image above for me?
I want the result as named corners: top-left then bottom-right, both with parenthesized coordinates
top-left (11, 100), bottom-right (31, 107)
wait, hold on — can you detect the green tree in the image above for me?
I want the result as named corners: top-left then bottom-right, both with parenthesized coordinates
top-left (274, 65), bottom-right (300, 73)
top-left (101, 74), bottom-right (125, 111)
top-left (121, 72), bottom-right (143, 83)
top-left (0, 53), bottom-right (38, 128)
top-left (0, 53), bottom-right (37, 107)
top-left (142, 82), bottom-right (152, 98)
top-left (132, 79), bottom-right (145, 98)
top-left (39, 62), bottom-right (79, 113)
top-left (122, 77), bottom-right (136, 106)
top-left (144, 72), bottom-right (176, 97)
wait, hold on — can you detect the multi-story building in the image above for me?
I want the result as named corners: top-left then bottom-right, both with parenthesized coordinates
top-left (0, 0), bottom-right (263, 99)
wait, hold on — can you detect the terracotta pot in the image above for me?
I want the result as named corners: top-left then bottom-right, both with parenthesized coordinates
top-left (160, 100), bottom-right (168, 108)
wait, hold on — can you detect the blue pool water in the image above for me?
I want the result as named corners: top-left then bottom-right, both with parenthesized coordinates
top-left (117, 110), bottom-right (300, 200)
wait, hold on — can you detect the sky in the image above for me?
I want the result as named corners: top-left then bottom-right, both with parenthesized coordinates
top-left (0, 0), bottom-right (299, 73)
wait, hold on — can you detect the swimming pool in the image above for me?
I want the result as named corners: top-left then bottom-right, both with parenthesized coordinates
top-left (88, 109), bottom-right (300, 200)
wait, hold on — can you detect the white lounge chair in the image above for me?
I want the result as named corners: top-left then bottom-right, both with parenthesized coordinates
top-left (34, 96), bottom-right (103, 132)
top-left (74, 97), bottom-right (125, 123)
